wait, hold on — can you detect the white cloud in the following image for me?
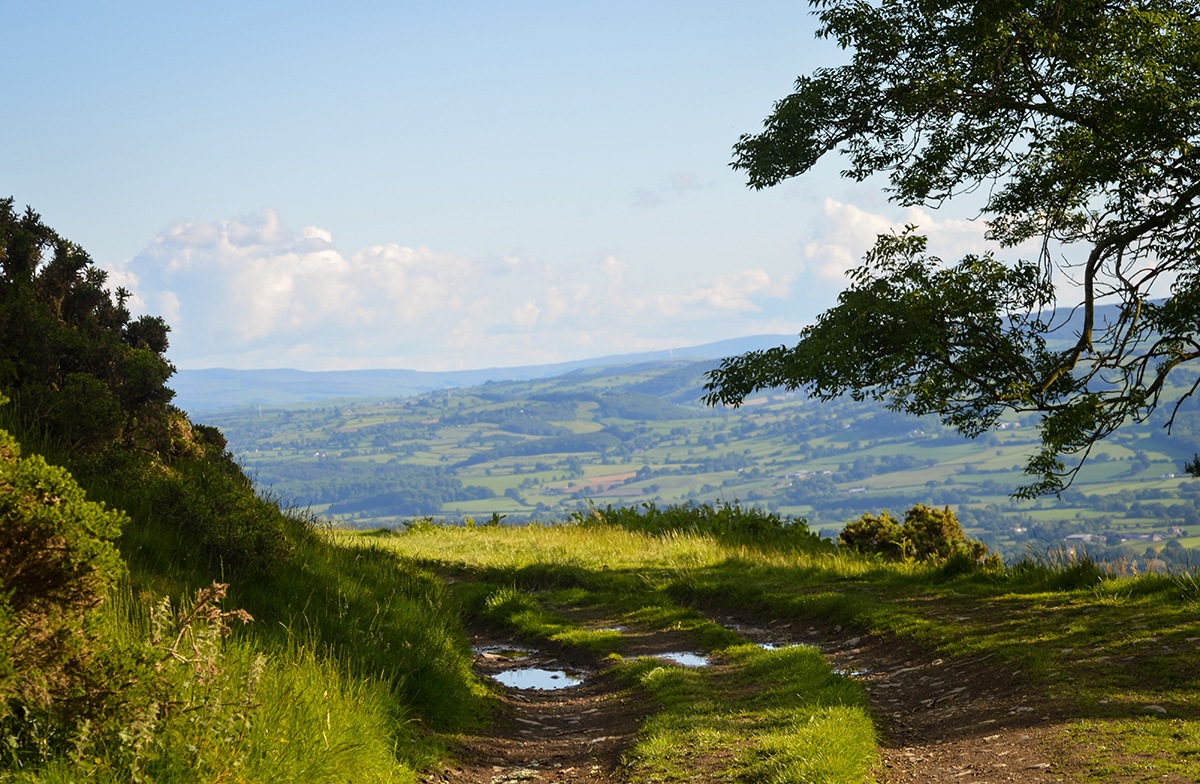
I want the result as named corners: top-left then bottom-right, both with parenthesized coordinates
top-left (802, 198), bottom-right (895, 281)
top-left (512, 301), bottom-right (541, 328)
top-left (601, 255), bottom-right (628, 283)
top-left (302, 226), bottom-right (333, 244)
top-left (801, 197), bottom-right (1007, 282)
top-left (643, 269), bottom-right (794, 319)
top-left (110, 209), bottom-right (816, 372)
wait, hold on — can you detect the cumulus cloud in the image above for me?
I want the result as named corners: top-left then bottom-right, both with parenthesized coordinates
top-left (802, 199), bottom-right (896, 281)
top-left (801, 197), bottom-right (1013, 282)
top-left (646, 269), bottom-right (794, 317)
top-left (601, 255), bottom-right (628, 283)
top-left (108, 208), bottom-right (807, 371)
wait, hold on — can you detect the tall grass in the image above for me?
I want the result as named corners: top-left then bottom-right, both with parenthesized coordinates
top-left (13, 584), bottom-right (415, 784)
top-left (232, 531), bottom-right (486, 734)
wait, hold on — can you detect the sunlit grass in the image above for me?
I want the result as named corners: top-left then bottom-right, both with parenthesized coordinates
top-left (614, 645), bottom-right (875, 783)
top-left (365, 514), bottom-right (1200, 780)
top-left (21, 583), bottom-right (423, 784)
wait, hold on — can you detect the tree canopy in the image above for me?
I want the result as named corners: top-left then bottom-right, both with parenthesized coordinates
top-left (703, 0), bottom-right (1200, 496)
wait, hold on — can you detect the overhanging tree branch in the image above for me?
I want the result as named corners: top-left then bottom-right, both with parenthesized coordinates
top-left (707, 0), bottom-right (1200, 496)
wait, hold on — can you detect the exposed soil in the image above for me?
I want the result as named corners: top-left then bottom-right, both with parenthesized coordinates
top-left (424, 612), bottom-right (1084, 783)
top-left (421, 624), bottom-right (691, 784)
top-left (720, 613), bottom-right (1071, 783)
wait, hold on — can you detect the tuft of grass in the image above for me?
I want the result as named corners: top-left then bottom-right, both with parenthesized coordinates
top-left (479, 586), bottom-right (626, 655)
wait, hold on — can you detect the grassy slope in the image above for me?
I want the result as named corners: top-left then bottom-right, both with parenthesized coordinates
top-left (0, 410), bottom-right (491, 783)
top-left (361, 520), bottom-right (1200, 782)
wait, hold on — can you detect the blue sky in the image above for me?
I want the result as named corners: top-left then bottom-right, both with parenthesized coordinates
top-left (4, 2), bottom-right (992, 372)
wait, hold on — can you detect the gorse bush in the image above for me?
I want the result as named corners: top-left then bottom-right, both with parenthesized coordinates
top-left (838, 504), bottom-right (992, 564)
top-left (838, 510), bottom-right (905, 560)
top-left (0, 200), bottom-right (174, 457)
top-left (0, 423), bottom-right (126, 728)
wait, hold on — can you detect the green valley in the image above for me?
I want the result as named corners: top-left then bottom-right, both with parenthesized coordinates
top-left (205, 359), bottom-right (1200, 567)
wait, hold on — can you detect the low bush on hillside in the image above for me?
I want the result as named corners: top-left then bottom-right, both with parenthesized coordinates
top-left (838, 503), bottom-right (995, 566)
top-left (579, 500), bottom-right (827, 547)
top-left (0, 424), bottom-right (127, 737)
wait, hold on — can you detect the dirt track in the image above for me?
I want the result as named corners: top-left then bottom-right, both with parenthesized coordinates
top-left (422, 613), bottom-right (1081, 784)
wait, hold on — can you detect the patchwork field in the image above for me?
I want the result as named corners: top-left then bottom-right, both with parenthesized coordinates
top-left (205, 358), bottom-right (1200, 565)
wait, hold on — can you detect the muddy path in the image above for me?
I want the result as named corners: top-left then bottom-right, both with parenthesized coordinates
top-left (426, 650), bottom-right (639, 782)
top-left (420, 625), bottom-right (675, 783)
top-left (717, 612), bottom-right (1070, 783)
top-left (425, 613), bottom-right (1076, 783)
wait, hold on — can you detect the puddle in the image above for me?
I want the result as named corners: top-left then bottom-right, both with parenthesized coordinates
top-left (474, 644), bottom-right (534, 660)
top-left (491, 668), bottom-right (583, 690)
top-left (758, 642), bottom-right (798, 651)
top-left (657, 651), bottom-right (708, 667)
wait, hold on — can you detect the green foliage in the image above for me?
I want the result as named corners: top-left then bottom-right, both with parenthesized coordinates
top-left (707, 229), bottom-right (1057, 453)
top-left (837, 510), bottom-right (903, 560)
top-left (580, 500), bottom-right (825, 547)
top-left (705, 0), bottom-right (1200, 496)
top-left (838, 504), bottom-right (991, 564)
top-left (900, 504), bottom-right (982, 561)
top-left (0, 199), bottom-right (175, 455)
top-left (0, 428), bottom-right (127, 725)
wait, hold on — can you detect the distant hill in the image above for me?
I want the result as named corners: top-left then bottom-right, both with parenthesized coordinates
top-left (171, 335), bottom-right (793, 413)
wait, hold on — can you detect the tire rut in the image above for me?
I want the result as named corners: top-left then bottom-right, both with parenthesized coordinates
top-left (429, 613), bottom-right (1076, 783)
top-left (422, 635), bottom-right (641, 783)
top-left (716, 613), bottom-right (1072, 783)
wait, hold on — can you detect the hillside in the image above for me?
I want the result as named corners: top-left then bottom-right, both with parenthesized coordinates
top-left (204, 355), bottom-right (1200, 565)
top-left (170, 335), bottom-right (791, 413)
top-left (0, 201), bottom-right (488, 781)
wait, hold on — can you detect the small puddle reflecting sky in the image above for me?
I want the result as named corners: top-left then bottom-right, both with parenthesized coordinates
top-left (758, 642), bottom-right (799, 651)
top-left (492, 668), bottom-right (582, 690)
top-left (658, 652), bottom-right (708, 667)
